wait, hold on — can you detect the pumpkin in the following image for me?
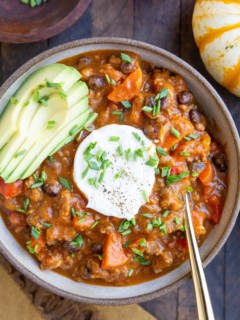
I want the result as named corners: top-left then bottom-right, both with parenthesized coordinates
top-left (192, 0), bottom-right (240, 97)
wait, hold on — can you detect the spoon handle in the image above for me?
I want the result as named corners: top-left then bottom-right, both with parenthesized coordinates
top-left (184, 194), bottom-right (215, 320)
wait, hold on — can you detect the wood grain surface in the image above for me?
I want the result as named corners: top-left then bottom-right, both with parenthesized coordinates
top-left (0, 1), bottom-right (239, 319)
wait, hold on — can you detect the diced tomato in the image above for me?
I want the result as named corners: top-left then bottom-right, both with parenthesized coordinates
top-left (102, 231), bottom-right (129, 270)
top-left (73, 215), bottom-right (95, 231)
top-left (208, 194), bottom-right (222, 223)
top-left (170, 166), bottom-right (182, 175)
top-left (28, 234), bottom-right (45, 254)
top-left (107, 68), bottom-right (143, 102)
top-left (191, 210), bottom-right (207, 235)
top-left (0, 178), bottom-right (23, 199)
top-left (199, 160), bottom-right (214, 185)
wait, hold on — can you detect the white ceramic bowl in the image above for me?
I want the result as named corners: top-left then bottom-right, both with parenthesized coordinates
top-left (0, 38), bottom-right (239, 305)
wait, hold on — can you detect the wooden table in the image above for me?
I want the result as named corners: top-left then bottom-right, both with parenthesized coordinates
top-left (0, 1), bottom-right (239, 319)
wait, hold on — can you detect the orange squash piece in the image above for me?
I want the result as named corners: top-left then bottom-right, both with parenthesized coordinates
top-left (199, 160), bottom-right (214, 185)
top-left (107, 68), bottom-right (143, 102)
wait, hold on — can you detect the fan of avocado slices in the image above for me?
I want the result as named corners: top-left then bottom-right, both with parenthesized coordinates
top-left (0, 63), bottom-right (97, 183)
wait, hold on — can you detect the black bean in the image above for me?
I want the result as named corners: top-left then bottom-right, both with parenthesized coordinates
top-left (91, 243), bottom-right (103, 254)
top-left (78, 56), bottom-right (91, 68)
top-left (42, 182), bottom-right (60, 197)
top-left (212, 154), bottom-right (227, 172)
top-left (87, 76), bottom-right (105, 90)
top-left (177, 91), bottom-right (194, 104)
top-left (189, 161), bottom-right (206, 174)
top-left (161, 96), bottom-right (168, 110)
top-left (120, 62), bottom-right (135, 75)
top-left (189, 109), bottom-right (206, 131)
top-left (63, 241), bottom-right (80, 253)
top-left (145, 95), bottom-right (155, 108)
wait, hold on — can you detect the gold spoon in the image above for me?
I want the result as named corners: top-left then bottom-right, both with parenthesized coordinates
top-left (184, 194), bottom-right (215, 320)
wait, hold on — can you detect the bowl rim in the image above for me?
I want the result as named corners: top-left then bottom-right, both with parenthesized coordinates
top-left (0, 37), bottom-right (239, 305)
top-left (0, 0), bottom-right (91, 44)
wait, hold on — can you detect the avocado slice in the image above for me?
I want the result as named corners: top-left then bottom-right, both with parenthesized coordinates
top-left (0, 64), bottom-right (81, 149)
top-left (5, 96), bottom-right (90, 183)
top-left (0, 93), bottom-right (69, 177)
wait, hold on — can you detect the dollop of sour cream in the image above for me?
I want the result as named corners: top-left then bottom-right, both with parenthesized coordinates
top-left (74, 124), bottom-right (157, 220)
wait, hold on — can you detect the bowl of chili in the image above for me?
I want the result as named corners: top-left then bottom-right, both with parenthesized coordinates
top-left (0, 38), bottom-right (239, 305)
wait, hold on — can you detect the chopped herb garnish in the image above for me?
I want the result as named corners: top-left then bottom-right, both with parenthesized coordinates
top-left (59, 91), bottom-right (67, 99)
top-left (145, 153), bottom-right (159, 167)
top-left (152, 217), bottom-right (162, 227)
top-left (39, 96), bottom-right (49, 107)
top-left (26, 241), bottom-right (38, 255)
top-left (141, 106), bottom-right (153, 113)
top-left (82, 166), bottom-right (89, 179)
top-left (128, 268), bottom-right (134, 277)
top-left (70, 235), bottom-right (83, 247)
top-left (88, 159), bottom-right (100, 170)
top-left (132, 132), bottom-right (141, 142)
top-left (161, 166), bottom-right (171, 177)
top-left (10, 96), bottom-right (19, 104)
top-left (191, 171), bottom-right (199, 177)
top-left (174, 217), bottom-right (182, 225)
top-left (121, 230), bottom-right (132, 236)
top-left (171, 144), bottom-right (177, 151)
top-left (42, 222), bottom-right (52, 228)
top-left (31, 182), bottom-right (44, 189)
top-left (112, 110), bottom-right (123, 120)
top-left (155, 88), bottom-right (169, 100)
top-left (139, 238), bottom-right (147, 248)
top-left (78, 217), bottom-right (86, 223)
top-left (31, 171), bottom-right (46, 189)
top-left (123, 241), bottom-right (131, 248)
top-left (187, 186), bottom-right (193, 193)
top-left (90, 220), bottom-right (99, 229)
top-left (180, 151), bottom-right (191, 157)
top-left (48, 155), bottom-right (54, 163)
top-left (188, 133), bottom-right (200, 140)
top-left (134, 256), bottom-right (151, 266)
top-left (146, 223), bottom-right (153, 231)
top-left (121, 53), bottom-right (132, 63)
top-left (84, 142), bottom-right (97, 156)
top-left (118, 219), bottom-right (135, 235)
top-left (105, 74), bottom-right (116, 85)
top-left (114, 170), bottom-right (125, 179)
top-left (69, 124), bottom-right (79, 136)
top-left (59, 177), bottom-right (72, 190)
top-left (121, 101), bottom-right (132, 109)
top-left (134, 148), bottom-right (144, 160)
top-left (141, 213), bottom-right (153, 218)
top-left (159, 222), bottom-right (167, 235)
top-left (33, 90), bottom-right (40, 103)
top-left (46, 120), bottom-right (56, 129)
top-left (132, 248), bottom-right (144, 256)
top-left (14, 149), bottom-right (26, 158)
top-left (156, 147), bottom-right (167, 156)
top-left (98, 170), bottom-right (106, 183)
top-left (125, 148), bottom-right (132, 161)
top-left (24, 198), bottom-right (30, 211)
top-left (154, 168), bottom-right (160, 174)
top-left (24, 100), bottom-right (30, 107)
top-left (166, 171), bottom-right (189, 185)
top-left (109, 136), bottom-right (120, 141)
top-left (170, 127), bottom-right (181, 138)
top-left (142, 190), bottom-right (149, 203)
top-left (162, 210), bottom-right (170, 217)
top-left (45, 79), bottom-right (62, 89)
top-left (31, 226), bottom-right (41, 240)
top-left (116, 145), bottom-right (123, 156)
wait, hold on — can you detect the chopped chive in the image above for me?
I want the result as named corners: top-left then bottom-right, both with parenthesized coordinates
top-left (154, 168), bottom-right (160, 174)
top-left (132, 132), bottom-right (141, 142)
top-left (59, 91), bottom-right (67, 99)
top-left (155, 88), bottom-right (169, 100)
top-left (109, 136), bottom-right (120, 141)
top-left (162, 210), bottom-right (170, 217)
top-left (145, 153), bottom-right (159, 167)
top-left (24, 198), bottom-right (30, 211)
top-left (26, 241), bottom-right (38, 255)
top-left (166, 171), bottom-right (189, 185)
top-left (123, 241), bottom-right (131, 248)
top-left (139, 238), bottom-right (147, 248)
top-left (141, 213), bottom-right (153, 218)
top-left (90, 220), bottom-right (99, 229)
top-left (33, 90), bottom-right (40, 103)
top-left (134, 148), bottom-right (144, 160)
top-left (152, 217), bottom-right (162, 227)
top-left (45, 79), bottom-right (62, 89)
top-left (14, 149), bottom-right (26, 158)
top-left (121, 101), bottom-right (132, 109)
top-left (142, 190), bottom-right (149, 203)
top-left (116, 145), bottom-right (123, 156)
top-left (128, 268), bottom-right (134, 277)
top-left (121, 229), bottom-right (132, 236)
top-left (180, 151), bottom-right (191, 157)
top-left (42, 222), bottom-right (52, 228)
top-left (70, 235), bottom-right (83, 247)
top-left (24, 100), bottom-right (30, 107)
top-left (88, 177), bottom-right (97, 186)
top-left (31, 182), bottom-right (44, 189)
top-left (156, 147), bottom-right (167, 156)
top-left (59, 177), bottom-right (72, 190)
top-left (132, 248), bottom-right (144, 256)
top-left (161, 166), bottom-right (171, 177)
top-left (188, 133), bottom-right (200, 140)
top-left (84, 142), bottom-right (97, 155)
top-left (78, 217), bottom-right (86, 223)
top-left (31, 226), bottom-right (41, 240)
top-left (10, 96), bottom-right (19, 104)
top-left (112, 110), bottom-right (123, 120)
top-left (121, 53), bottom-right (132, 63)
top-left (39, 96), bottom-right (49, 107)
top-left (88, 159), bottom-right (100, 170)
top-left (69, 124), bottom-right (79, 136)
top-left (98, 170), bottom-right (106, 183)
top-left (125, 148), bottom-right (132, 161)
top-left (46, 120), bottom-right (56, 129)
top-left (184, 136), bottom-right (191, 141)
top-left (134, 256), bottom-right (151, 266)
top-left (105, 74), bottom-right (116, 85)
top-left (170, 127), bottom-right (181, 139)
top-left (191, 171), bottom-right (199, 177)
top-left (114, 170), bottom-right (125, 179)
top-left (159, 222), bottom-right (167, 235)
top-left (146, 223), bottom-right (153, 231)
top-left (141, 106), bottom-right (153, 113)
top-left (174, 217), bottom-right (182, 225)
top-left (187, 186), bottom-right (193, 192)
top-left (82, 166), bottom-right (89, 179)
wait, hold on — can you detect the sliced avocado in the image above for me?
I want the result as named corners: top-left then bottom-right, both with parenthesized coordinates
top-left (0, 64), bottom-right (81, 149)
top-left (5, 96), bottom-right (90, 183)
top-left (0, 93), bottom-right (68, 177)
